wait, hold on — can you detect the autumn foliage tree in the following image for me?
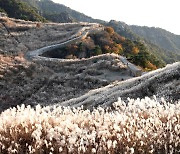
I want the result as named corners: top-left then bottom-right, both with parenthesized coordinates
top-left (103, 45), bottom-right (110, 52)
top-left (145, 61), bottom-right (157, 70)
top-left (132, 47), bottom-right (139, 54)
top-left (105, 26), bottom-right (114, 35)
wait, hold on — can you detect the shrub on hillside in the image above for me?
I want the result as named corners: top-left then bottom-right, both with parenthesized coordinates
top-left (105, 26), bottom-right (115, 34)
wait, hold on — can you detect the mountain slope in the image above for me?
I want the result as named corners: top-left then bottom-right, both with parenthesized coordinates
top-left (130, 25), bottom-right (180, 61)
top-left (22, 0), bottom-right (105, 23)
top-left (2, 0), bottom-right (178, 64)
top-left (0, 17), bottom-right (179, 113)
top-left (0, 17), bottom-right (135, 111)
top-left (0, 0), bottom-right (45, 22)
top-left (59, 62), bottom-right (180, 109)
top-left (107, 20), bottom-right (179, 64)
top-left (0, 16), bottom-right (173, 111)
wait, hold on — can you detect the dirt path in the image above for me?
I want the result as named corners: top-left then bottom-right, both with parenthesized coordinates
top-left (119, 56), bottom-right (142, 76)
top-left (25, 23), bottom-right (102, 61)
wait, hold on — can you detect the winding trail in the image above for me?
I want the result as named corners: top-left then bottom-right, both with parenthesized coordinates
top-left (25, 22), bottom-right (142, 77)
top-left (1, 18), bottom-right (179, 112)
top-left (25, 23), bottom-right (103, 61)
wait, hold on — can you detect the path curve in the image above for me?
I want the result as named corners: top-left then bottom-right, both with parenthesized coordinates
top-left (25, 23), bottom-right (103, 61)
top-left (25, 22), bottom-right (142, 77)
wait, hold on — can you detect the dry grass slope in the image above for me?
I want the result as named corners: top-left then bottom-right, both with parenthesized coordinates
top-left (59, 62), bottom-right (180, 109)
top-left (0, 17), bottom-right (85, 55)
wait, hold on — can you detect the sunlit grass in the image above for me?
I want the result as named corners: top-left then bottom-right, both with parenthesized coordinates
top-left (0, 97), bottom-right (179, 153)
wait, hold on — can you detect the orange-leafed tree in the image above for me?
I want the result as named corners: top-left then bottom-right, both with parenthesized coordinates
top-left (116, 44), bottom-right (123, 51)
top-left (132, 47), bottom-right (139, 54)
top-left (111, 43), bottom-right (123, 55)
top-left (120, 36), bottom-right (126, 42)
top-left (105, 26), bottom-right (114, 35)
top-left (103, 45), bottom-right (110, 52)
top-left (146, 61), bottom-right (157, 70)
